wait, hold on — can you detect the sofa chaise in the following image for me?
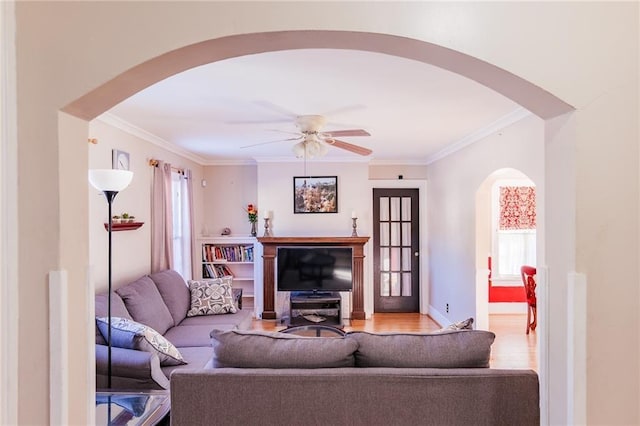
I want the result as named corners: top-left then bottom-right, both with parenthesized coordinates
top-left (95, 269), bottom-right (252, 389)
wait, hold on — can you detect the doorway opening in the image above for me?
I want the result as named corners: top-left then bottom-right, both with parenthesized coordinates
top-left (476, 168), bottom-right (538, 370)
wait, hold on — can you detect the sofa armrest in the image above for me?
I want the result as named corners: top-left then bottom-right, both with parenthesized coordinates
top-left (96, 344), bottom-right (169, 390)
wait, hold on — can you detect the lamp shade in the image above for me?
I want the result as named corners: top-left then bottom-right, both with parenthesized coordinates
top-left (88, 169), bottom-right (133, 192)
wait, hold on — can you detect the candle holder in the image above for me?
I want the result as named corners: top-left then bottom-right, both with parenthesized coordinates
top-left (263, 217), bottom-right (272, 237)
top-left (351, 217), bottom-right (358, 237)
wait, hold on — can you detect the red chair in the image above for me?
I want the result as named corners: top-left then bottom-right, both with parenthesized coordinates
top-left (520, 265), bottom-right (537, 334)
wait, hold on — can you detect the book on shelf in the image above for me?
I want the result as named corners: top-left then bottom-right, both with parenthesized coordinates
top-left (202, 263), bottom-right (234, 279)
top-left (202, 244), bottom-right (254, 263)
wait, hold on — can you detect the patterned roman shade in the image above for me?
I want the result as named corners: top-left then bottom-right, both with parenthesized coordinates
top-left (499, 186), bottom-right (536, 230)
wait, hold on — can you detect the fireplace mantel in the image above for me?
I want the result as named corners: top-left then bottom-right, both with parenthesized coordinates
top-left (256, 236), bottom-right (370, 320)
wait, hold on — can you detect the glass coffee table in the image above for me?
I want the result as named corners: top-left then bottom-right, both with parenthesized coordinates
top-left (280, 324), bottom-right (346, 337)
top-left (95, 390), bottom-right (170, 426)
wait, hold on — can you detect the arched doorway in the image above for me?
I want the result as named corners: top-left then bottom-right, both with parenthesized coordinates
top-left (476, 168), bottom-right (539, 369)
top-left (60, 30), bottom-right (572, 423)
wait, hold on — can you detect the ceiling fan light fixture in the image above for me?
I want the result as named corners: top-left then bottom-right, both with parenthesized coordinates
top-left (306, 140), bottom-right (320, 158)
top-left (292, 141), bottom-right (306, 158)
top-left (317, 140), bottom-right (328, 156)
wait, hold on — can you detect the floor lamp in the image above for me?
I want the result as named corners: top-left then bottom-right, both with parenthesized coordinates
top-left (89, 169), bottom-right (133, 388)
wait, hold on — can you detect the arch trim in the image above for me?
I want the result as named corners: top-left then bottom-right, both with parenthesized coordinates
top-left (62, 30), bottom-right (573, 122)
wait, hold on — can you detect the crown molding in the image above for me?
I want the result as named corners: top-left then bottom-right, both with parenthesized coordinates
top-left (425, 107), bottom-right (533, 165)
top-left (96, 112), bottom-right (210, 165)
top-left (368, 158), bottom-right (429, 166)
top-left (253, 155), bottom-right (372, 164)
top-left (98, 108), bottom-right (533, 168)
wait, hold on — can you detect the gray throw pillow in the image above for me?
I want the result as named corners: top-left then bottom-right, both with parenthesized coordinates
top-left (187, 278), bottom-right (237, 317)
top-left (96, 316), bottom-right (187, 366)
top-left (210, 329), bottom-right (358, 368)
top-left (346, 330), bottom-right (495, 368)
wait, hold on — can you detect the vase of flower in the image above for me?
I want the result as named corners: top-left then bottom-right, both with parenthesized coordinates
top-left (245, 203), bottom-right (258, 237)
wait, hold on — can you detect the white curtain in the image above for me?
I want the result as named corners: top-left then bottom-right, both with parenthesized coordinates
top-left (151, 161), bottom-right (173, 272)
top-left (172, 169), bottom-right (194, 280)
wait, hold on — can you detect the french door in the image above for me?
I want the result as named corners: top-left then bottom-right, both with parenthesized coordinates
top-left (373, 188), bottom-right (420, 312)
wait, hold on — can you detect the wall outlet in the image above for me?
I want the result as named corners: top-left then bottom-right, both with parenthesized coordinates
top-left (446, 303), bottom-right (449, 313)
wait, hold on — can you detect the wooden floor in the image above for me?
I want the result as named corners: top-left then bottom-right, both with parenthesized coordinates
top-left (252, 313), bottom-right (537, 371)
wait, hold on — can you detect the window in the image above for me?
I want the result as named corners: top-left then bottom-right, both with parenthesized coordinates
top-left (492, 181), bottom-right (536, 279)
top-left (171, 171), bottom-right (192, 280)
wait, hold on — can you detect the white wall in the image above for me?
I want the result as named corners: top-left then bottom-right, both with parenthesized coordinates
top-left (257, 161), bottom-right (370, 237)
top-left (201, 165), bottom-right (257, 238)
top-left (256, 160), bottom-right (370, 317)
top-left (88, 119), bottom-right (204, 292)
top-left (426, 114), bottom-right (544, 325)
top-left (11, 2), bottom-right (638, 424)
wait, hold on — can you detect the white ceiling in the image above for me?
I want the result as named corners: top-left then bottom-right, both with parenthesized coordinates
top-left (103, 48), bottom-right (530, 165)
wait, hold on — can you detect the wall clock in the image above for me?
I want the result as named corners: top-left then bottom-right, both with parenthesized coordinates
top-left (112, 149), bottom-right (130, 171)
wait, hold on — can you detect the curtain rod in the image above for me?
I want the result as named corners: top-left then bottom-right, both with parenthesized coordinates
top-left (148, 159), bottom-right (185, 174)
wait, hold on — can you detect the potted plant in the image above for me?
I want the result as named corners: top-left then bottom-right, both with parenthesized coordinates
top-left (121, 213), bottom-right (134, 223)
top-left (112, 215), bottom-right (121, 224)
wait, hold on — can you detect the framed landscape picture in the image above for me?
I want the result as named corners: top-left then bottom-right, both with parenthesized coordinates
top-left (293, 176), bottom-right (338, 213)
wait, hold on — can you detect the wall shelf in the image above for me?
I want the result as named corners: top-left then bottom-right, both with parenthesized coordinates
top-left (104, 222), bottom-right (144, 232)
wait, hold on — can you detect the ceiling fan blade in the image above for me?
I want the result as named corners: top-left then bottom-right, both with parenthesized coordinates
top-left (240, 136), bottom-right (302, 149)
top-left (266, 128), bottom-right (302, 136)
top-left (328, 139), bottom-right (373, 156)
top-left (253, 101), bottom-right (298, 119)
top-left (323, 129), bottom-right (371, 137)
top-left (226, 101), bottom-right (299, 124)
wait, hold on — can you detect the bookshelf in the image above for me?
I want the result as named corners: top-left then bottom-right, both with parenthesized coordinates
top-left (199, 236), bottom-right (258, 310)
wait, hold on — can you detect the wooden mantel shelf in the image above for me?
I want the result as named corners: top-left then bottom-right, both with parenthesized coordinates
top-left (257, 236), bottom-right (370, 245)
top-left (256, 236), bottom-right (370, 321)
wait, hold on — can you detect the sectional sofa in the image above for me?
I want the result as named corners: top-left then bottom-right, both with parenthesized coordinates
top-left (170, 328), bottom-right (540, 425)
top-left (94, 269), bottom-right (252, 389)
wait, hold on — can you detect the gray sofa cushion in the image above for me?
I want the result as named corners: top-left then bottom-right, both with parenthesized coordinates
top-left (149, 269), bottom-right (190, 326)
top-left (210, 329), bottom-right (358, 368)
top-left (347, 330), bottom-right (495, 368)
top-left (164, 325), bottom-right (228, 347)
top-left (116, 276), bottom-right (174, 335)
top-left (178, 308), bottom-right (253, 329)
top-left (161, 346), bottom-right (215, 379)
top-left (94, 292), bottom-right (132, 345)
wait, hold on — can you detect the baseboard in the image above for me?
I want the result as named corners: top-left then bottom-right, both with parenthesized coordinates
top-left (427, 305), bottom-right (447, 328)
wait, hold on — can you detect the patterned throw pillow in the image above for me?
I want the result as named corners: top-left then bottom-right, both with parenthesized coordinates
top-left (187, 277), bottom-right (238, 317)
top-left (436, 317), bottom-right (474, 332)
top-left (96, 317), bottom-right (186, 366)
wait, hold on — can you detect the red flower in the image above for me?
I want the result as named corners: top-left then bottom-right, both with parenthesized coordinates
top-left (245, 204), bottom-right (258, 223)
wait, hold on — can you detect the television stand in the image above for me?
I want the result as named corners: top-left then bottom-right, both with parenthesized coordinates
top-left (288, 292), bottom-right (342, 328)
top-left (303, 291), bottom-right (333, 298)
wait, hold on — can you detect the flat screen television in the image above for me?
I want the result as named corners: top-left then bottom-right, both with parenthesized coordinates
top-left (276, 246), bottom-right (353, 294)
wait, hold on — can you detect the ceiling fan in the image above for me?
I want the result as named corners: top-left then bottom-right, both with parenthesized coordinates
top-left (242, 114), bottom-right (373, 158)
